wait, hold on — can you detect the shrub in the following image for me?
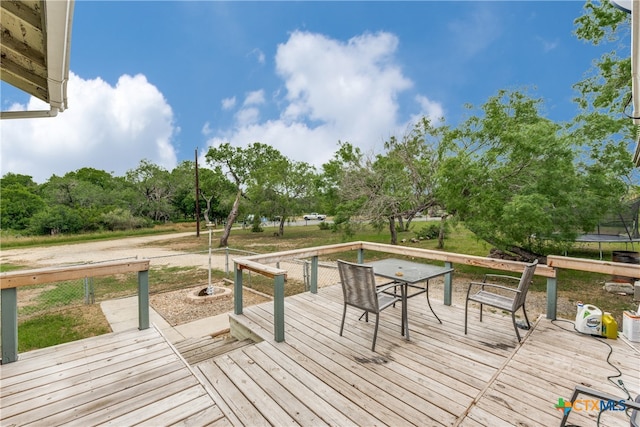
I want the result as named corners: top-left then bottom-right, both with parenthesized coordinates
top-left (415, 222), bottom-right (442, 240)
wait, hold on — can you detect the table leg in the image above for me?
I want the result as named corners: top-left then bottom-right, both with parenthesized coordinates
top-left (403, 283), bottom-right (409, 340)
top-left (425, 281), bottom-right (442, 324)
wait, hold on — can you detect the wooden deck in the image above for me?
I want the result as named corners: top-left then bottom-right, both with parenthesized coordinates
top-left (1, 284), bottom-right (638, 426)
top-left (0, 327), bottom-right (231, 426)
top-left (213, 285), bottom-right (639, 427)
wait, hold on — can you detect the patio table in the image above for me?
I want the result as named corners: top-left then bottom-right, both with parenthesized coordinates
top-left (367, 258), bottom-right (454, 341)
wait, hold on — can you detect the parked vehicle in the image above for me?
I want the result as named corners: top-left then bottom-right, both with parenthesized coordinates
top-left (303, 212), bottom-right (326, 220)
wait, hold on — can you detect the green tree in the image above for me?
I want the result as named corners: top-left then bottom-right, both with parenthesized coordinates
top-left (335, 119), bottom-right (446, 245)
top-left (438, 90), bottom-right (630, 258)
top-left (125, 160), bottom-right (175, 222)
top-left (0, 178), bottom-right (46, 230)
top-left (573, 0), bottom-right (638, 182)
top-left (248, 154), bottom-right (316, 236)
top-left (205, 142), bottom-right (284, 246)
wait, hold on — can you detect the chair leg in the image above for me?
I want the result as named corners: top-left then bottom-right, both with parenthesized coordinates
top-left (511, 312), bottom-right (522, 342)
top-left (522, 305), bottom-right (531, 329)
top-left (479, 303), bottom-right (483, 322)
top-left (372, 314), bottom-right (380, 352)
top-left (340, 304), bottom-right (347, 336)
top-left (464, 299), bottom-right (469, 335)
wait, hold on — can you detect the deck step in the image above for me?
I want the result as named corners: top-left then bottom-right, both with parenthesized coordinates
top-left (174, 335), bottom-right (255, 365)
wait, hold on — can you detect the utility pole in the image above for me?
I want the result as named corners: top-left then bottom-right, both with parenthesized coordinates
top-left (195, 148), bottom-right (201, 237)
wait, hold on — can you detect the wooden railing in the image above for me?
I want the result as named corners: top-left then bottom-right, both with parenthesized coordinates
top-left (0, 259), bottom-right (150, 364)
top-left (234, 242), bottom-right (639, 343)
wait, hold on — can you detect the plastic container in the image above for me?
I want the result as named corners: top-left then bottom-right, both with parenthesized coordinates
top-left (601, 312), bottom-right (618, 339)
top-left (623, 311), bottom-right (640, 342)
top-left (575, 304), bottom-right (602, 335)
top-left (575, 302), bottom-right (584, 325)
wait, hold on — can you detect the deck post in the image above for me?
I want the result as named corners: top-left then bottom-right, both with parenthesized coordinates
top-left (357, 248), bottom-right (364, 263)
top-left (546, 276), bottom-right (557, 320)
top-left (234, 264), bottom-right (243, 315)
top-left (274, 274), bottom-right (285, 342)
top-left (1, 287), bottom-right (18, 363)
top-left (443, 261), bottom-right (453, 306)
top-left (138, 270), bottom-right (149, 330)
top-left (310, 256), bottom-right (318, 294)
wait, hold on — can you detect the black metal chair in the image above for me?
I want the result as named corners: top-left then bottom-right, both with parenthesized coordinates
top-left (337, 260), bottom-right (403, 351)
top-left (464, 259), bottom-right (538, 342)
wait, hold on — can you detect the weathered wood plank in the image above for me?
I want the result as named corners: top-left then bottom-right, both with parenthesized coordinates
top-left (245, 304), bottom-right (454, 426)
top-left (242, 344), bottom-right (359, 427)
top-left (1, 345), bottom-right (179, 408)
top-left (229, 347), bottom-right (329, 426)
top-left (134, 394), bottom-right (224, 426)
top-left (0, 259), bottom-right (150, 289)
top-left (214, 352), bottom-right (301, 426)
top-left (198, 359), bottom-right (271, 427)
top-left (255, 341), bottom-right (389, 427)
top-left (0, 327), bottom-right (228, 427)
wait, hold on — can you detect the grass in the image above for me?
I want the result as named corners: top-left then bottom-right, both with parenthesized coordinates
top-left (18, 305), bottom-right (111, 352)
top-left (8, 219), bottom-right (639, 351)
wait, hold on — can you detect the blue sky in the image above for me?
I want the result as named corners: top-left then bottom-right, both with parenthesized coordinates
top-left (0, 1), bottom-right (622, 183)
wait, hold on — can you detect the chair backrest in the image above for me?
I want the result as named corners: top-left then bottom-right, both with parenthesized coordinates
top-left (337, 260), bottom-right (379, 313)
top-left (512, 259), bottom-right (539, 310)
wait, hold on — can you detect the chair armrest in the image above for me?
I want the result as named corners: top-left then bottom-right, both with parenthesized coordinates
top-left (472, 282), bottom-right (521, 293)
top-left (483, 274), bottom-right (520, 283)
top-left (466, 281), bottom-right (521, 299)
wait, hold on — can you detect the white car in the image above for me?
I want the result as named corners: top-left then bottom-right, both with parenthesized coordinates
top-left (303, 212), bottom-right (326, 220)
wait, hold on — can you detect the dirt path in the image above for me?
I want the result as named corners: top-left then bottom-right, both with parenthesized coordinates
top-left (1, 232), bottom-right (209, 268)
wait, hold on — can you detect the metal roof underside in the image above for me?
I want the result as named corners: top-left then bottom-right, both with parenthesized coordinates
top-left (0, 0), bottom-right (74, 119)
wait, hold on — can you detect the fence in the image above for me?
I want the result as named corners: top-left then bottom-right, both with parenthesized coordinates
top-left (1, 246), bottom-right (340, 341)
top-left (0, 260), bottom-right (151, 363)
top-left (232, 241), bottom-right (640, 343)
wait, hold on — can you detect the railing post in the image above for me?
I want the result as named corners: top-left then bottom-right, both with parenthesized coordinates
top-left (357, 248), bottom-right (364, 263)
top-left (443, 261), bottom-right (453, 306)
top-left (310, 256), bottom-right (318, 294)
top-left (138, 269), bottom-right (149, 330)
top-left (234, 263), bottom-right (243, 315)
top-left (1, 287), bottom-right (18, 363)
top-left (546, 275), bottom-right (557, 320)
top-left (225, 247), bottom-right (230, 277)
top-left (274, 274), bottom-right (285, 342)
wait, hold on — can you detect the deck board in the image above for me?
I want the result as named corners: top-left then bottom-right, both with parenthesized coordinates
top-left (0, 326), bottom-right (230, 426)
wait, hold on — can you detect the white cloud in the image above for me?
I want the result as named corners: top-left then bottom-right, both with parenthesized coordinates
top-left (248, 48), bottom-right (266, 65)
top-left (206, 30), bottom-right (440, 168)
top-left (235, 107), bottom-right (261, 126)
top-left (202, 121), bottom-right (213, 136)
top-left (243, 90), bottom-right (265, 106)
top-left (0, 72), bottom-right (178, 183)
top-left (537, 36), bottom-right (559, 53)
top-left (221, 96), bottom-right (236, 110)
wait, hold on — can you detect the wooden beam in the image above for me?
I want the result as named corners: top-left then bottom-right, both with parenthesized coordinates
top-left (0, 260), bottom-right (150, 289)
top-left (547, 255), bottom-right (639, 278)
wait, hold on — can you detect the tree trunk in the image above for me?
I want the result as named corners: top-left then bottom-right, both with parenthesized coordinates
top-left (278, 218), bottom-right (285, 236)
top-left (388, 217), bottom-right (398, 245)
top-left (404, 215), bottom-right (413, 231)
top-left (437, 215), bottom-right (446, 249)
top-left (219, 190), bottom-right (241, 247)
top-left (397, 215), bottom-right (405, 232)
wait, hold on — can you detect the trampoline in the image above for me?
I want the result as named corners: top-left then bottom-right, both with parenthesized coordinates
top-left (574, 197), bottom-right (640, 259)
